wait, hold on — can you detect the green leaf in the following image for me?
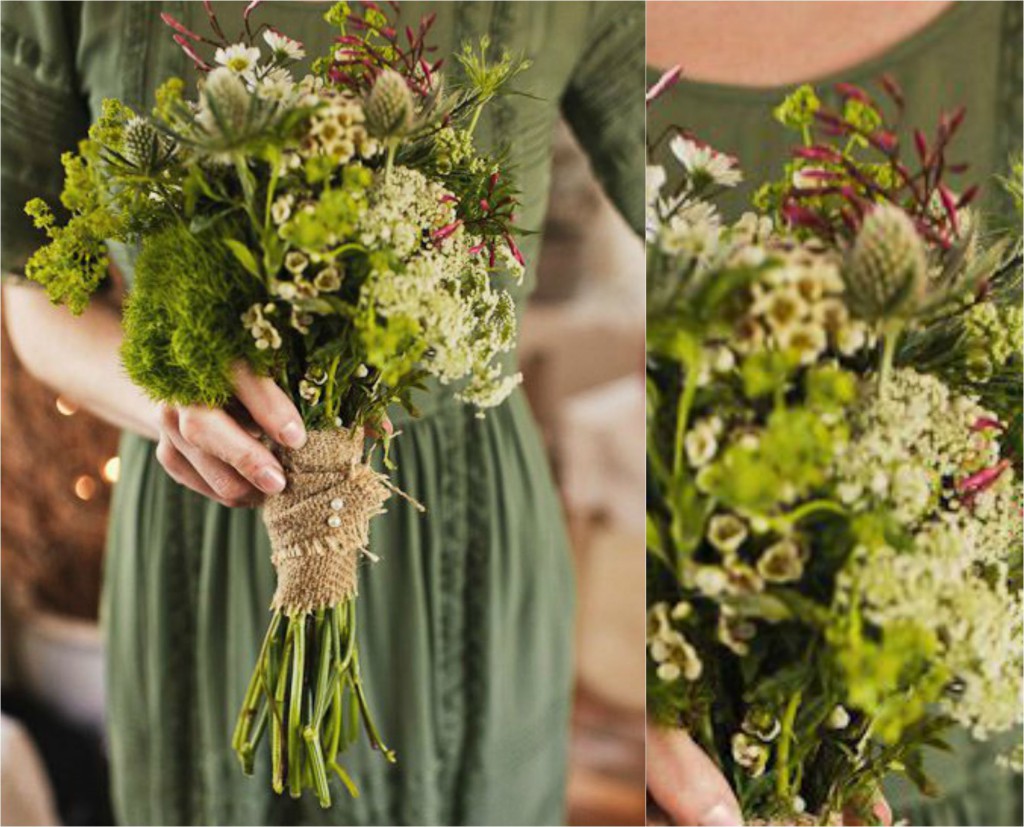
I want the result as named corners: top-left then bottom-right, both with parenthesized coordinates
top-left (222, 239), bottom-right (262, 279)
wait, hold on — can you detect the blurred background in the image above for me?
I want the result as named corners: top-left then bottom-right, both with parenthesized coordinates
top-left (0, 119), bottom-right (645, 826)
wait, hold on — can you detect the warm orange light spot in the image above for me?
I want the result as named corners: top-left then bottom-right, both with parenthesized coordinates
top-left (101, 456), bottom-right (121, 484)
top-left (55, 397), bottom-right (78, 416)
top-left (74, 475), bottom-right (97, 501)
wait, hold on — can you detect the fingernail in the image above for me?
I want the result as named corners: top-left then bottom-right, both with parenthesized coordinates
top-left (700, 803), bottom-right (743, 826)
top-left (279, 421), bottom-right (306, 449)
top-left (257, 467), bottom-right (286, 494)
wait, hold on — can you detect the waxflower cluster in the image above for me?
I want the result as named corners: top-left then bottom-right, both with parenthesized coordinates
top-left (647, 73), bottom-right (1023, 825)
top-left (23, 1), bottom-right (531, 809)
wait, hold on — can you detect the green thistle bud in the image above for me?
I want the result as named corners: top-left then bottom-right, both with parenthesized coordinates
top-left (844, 204), bottom-right (927, 321)
top-left (122, 116), bottom-right (161, 169)
top-left (198, 67), bottom-right (250, 137)
top-left (364, 68), bottom-right (415, 139)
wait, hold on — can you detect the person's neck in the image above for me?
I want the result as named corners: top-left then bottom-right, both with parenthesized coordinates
top-left (647, 1), bottom-right (956, 87)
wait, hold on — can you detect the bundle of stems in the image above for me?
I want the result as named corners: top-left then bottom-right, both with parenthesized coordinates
top-left (232, 601), bottom-right (394, 806)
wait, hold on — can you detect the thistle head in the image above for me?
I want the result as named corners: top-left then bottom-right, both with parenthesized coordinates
top-left (844, 204), bottom-right (927, 321)
top-left (197, 67), bottom-right (252, 136)
top-left (364, 68), bottom-right (416, 139)
top-left (122, 117), bottom-right (163, 170)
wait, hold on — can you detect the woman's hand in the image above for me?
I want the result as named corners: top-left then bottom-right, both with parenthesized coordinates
top-left (647, 724), bottom-right (743, 826)
top-left (646, 723), bottom-right (893, 826)
top-left (156, 363), bottom-right (306, 508)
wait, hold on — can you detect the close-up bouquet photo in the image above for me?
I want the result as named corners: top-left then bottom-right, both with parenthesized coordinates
top-left (1, 0), bottom-right (645, 825)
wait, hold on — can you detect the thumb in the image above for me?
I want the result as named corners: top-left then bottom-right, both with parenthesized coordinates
top-left (647, 724), bottom-right (744, 826)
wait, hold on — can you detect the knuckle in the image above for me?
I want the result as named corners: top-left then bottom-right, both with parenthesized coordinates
top-left (177, 412), bottom-right (204, 447)
top-left (209, 473), bottom-right (247, 502)
top-left (234, 447), bottom-right (266, 479)
top-left (156, 438), bottom-right (178, 472)
top-left (159, 406), bottom-right (179, 433)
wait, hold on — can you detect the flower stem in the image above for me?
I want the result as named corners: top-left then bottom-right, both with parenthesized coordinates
top-left (287, 615), bottom-right (306, 798)
top-left (776, 691), bottom-right (803, 802)
top-left (672, 358), bottom-right (700, 480)
top-left (877, 319), bottom-right (903, 390)
top-left (385, 141), bottom-right (397, 182)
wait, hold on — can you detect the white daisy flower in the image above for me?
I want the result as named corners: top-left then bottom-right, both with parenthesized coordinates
top-left (215, 43), bottom-right (261, 77)
top-left (670, 135), bottom-right (743, 187)
top-left (264, 29), bottom-right (305, 61)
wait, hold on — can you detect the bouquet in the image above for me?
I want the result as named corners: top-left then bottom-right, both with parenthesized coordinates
top-left (24, 0), bottom-right (529, 807)
top-left (646, 73), bottom-right (1023, 825)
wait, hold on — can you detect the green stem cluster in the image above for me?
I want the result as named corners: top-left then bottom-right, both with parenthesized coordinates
top-left (232, 601), bottom-right (395, 807)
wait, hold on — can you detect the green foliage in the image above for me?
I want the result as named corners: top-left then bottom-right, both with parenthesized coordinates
top-left (772, 84), bottom-right (821, 130)
top-left (121, 221), bottom-right (271, 407)
top-left (700, 408), bottom-right (842, 514)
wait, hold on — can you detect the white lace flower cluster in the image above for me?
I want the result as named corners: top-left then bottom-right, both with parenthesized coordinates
top-left (834, 369), bottom-right (1009, 526)
top-left (358, 166), bottom-right (457, 257)
top-left (356, 166), bottom-right (522, 408)
top-left (840, 520), bottom-right (1023, 740)
top-left (834, 368), bottom-right (1022, 740)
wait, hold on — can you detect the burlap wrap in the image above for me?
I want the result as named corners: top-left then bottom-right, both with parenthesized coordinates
top-left (262, 428), bottom-right (390, 613)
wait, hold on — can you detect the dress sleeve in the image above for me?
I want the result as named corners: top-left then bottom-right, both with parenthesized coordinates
top-left (560, 1), bottom-right (645, 236)
top-left (1, 1), bottom-right (90, 275)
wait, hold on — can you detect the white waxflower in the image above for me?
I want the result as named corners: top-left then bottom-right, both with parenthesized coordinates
top-left (215, 43), bottom-right (261, 77)
top-left (731, 732), bottom-right (768, 777)
top-left (757, 538), bottom-right (805, 583)
top-left (776, 322), bottom-right (827, 366)
top-left (284, 251), bottom-right (309, 274)
top-left (313, 267), bottom-right (342, 292)
top-left (827, 705), bottom-right (851, 730)
top-left (707, 513), bottom-right (748, 555)
top-left (670, 134), bottom-right (743, 187)
top-left (271, 194), bottom-right (294, 225)
top-left (263, 28), bottom-right (305, 61)
top-left (685, 419), bottom-right (719, 467)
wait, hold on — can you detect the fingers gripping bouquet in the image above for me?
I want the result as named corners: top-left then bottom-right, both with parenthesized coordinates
top-left (23, 1), bottom-right (529, 807)
top-left (647, 73), bottom-right (1023, 825)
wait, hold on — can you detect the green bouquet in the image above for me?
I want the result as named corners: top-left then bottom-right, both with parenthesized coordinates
top-left (24, 0), bottom-right (529, 807)
top-left (646, 72), bottom-right (1023, 824)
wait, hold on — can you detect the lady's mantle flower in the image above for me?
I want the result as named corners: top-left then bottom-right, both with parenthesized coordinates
top-left (264, 28), bottom-right (305, 61)
top-left (215, 43), bottom-right (261, 78)
top-left (671, 135), bottom-right (743, 188)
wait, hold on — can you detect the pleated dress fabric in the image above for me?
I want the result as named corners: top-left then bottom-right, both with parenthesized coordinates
top-left (0, 2), bottom-right (645, 824)
top-left (648, 3), bottom-right (1023, 825)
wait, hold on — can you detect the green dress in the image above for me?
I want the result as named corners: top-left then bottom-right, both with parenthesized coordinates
top-left (0, 2), bottom-right (644, 824)
top-left (649, 3), bottom-right (1022, 825)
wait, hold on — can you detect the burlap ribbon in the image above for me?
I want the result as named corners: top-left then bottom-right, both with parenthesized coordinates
top-left (262, 428), bottom-right (390, 613)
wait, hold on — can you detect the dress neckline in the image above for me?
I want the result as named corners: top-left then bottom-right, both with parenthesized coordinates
top-left (648, 1), bottom-right (970, 104)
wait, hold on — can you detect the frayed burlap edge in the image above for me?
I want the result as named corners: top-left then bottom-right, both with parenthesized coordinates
top-left (262, 428), bottom-right (390, 613)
